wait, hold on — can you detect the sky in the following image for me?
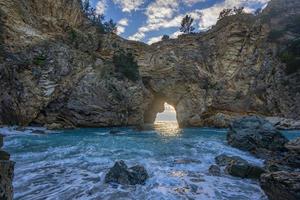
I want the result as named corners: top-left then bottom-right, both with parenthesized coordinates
top-left (155, 103), bottom-right (177, 122)
top-left (89, 0), bottom-right (270, 44)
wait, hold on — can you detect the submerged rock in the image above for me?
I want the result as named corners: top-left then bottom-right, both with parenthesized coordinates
top-left (31, 130), bottom-right (47, 134)
top-left (209, 165), bottom-right (221, 176)
top-left (104, 160), bottom-right (149, 185)
top-left (227, 116), bottom-right (288, 157)
top-left (260, 171), bottom-right (300, 200)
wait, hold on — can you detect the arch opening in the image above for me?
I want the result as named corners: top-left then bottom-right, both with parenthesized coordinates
top-left (154, 103), bottom-right (177, 123)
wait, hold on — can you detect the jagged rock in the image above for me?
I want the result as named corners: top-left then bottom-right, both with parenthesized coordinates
top-left (0, 160), bottom-right (14, 200)
top-left (104, 160), bottom-right (149, 185)
top-left (209, 165), bottom-right (221, 176)
top-left (260, 171), bottom-right (300, 200)
top-left (266, 117), bottom-right (300, 130)
top-left (226, 162), bottom-right (265, 179)
top-left (0, 0), bottom-right (299, 128)
top-left (173, 158), bottom-right (201, 165)
top-left (0, 134), bottom-right (3, 148)
top-left (215, 154), bottom-right (248, 166)
top-left (31, 130), bottom-right (47, 134)
top-left (215, 154), bottom-right (265, 179)
top-left (285, 137), bottom-right (300, 153)
top-left (227, 116), bottom-right (288, 157)
top-left (0, 150), bottom-right (10, 160)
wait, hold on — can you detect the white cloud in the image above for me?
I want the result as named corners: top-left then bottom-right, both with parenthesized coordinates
top-left (181, 0), bottom-right (206, 6)
top-left (199, 0), bottom-right (270, 29)
top-left (118, 18), bottom-right (129, 26)
top-left (128, 0), bottom-right (270, 42)
top-left (117, 18), bottom-right (129, 35)
top-left (147, 35), bottom-right (163, 44)
top-left (112, 0), bottom-right (144, 12)
top-left (96, 0), bottom-right (107, 15)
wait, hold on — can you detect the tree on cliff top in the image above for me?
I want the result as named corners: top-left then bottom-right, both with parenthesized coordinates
top-left (180, 15), bottom-right (195, 34)
top-left (218, 7), bottom-right (245, 20)
top-left (81, 0), bottom-right (116, 34)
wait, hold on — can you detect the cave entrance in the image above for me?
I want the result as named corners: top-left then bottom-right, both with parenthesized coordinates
top-left (154, 103), bottom-right (177, 123)
top-left (144, 95), bottom-right (178, 126)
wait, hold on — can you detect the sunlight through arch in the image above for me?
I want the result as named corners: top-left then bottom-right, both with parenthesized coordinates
top-left (154, 103), bottom-right (177, 123)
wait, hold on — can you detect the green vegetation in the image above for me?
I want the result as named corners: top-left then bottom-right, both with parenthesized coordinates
top-left (162, 35), bottom-right (170, 41)
top-left (33, 54), bottom-right (47, 66)
top-left (113, 52), bottom-right (139, 82)
top-left (180, 15), bottom-right (196, 34)
top-left (81, 0), bottom-right (116, 34)
top-left (279, 39), bottom-right (300, 74)
top-left (218, 7), bottom-right (245, 20)
top-left (68, 29), bottom-right (77, 42)
top-left (268, 29), bottom-right (285, 41)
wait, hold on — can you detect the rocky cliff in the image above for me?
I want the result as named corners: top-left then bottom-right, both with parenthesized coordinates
top-left (0, 0), bottom-right (299, 128)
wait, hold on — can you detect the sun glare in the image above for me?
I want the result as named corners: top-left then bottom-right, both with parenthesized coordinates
top-left (155, 103), bottom-right (177, 123)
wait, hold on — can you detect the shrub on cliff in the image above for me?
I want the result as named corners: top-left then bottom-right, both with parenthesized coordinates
top-left (81, 0), bottom-right (116, 34)
top-left (113, 52), bottom-right (140, 82)
top-left (180, 15), bottom-right (195, 34)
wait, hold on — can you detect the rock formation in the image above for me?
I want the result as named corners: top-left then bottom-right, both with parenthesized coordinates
top-left (0, 134), bottom-right (14, 200)
top-left (227, 116), bottom-right (300, 200)
top-left (104, 160), bottom-right (149, 185)
top-left (0, 0), bottom-right (299, 128)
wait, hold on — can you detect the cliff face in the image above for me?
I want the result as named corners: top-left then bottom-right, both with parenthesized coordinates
top-left (0, 0), bottom-right (299, 128)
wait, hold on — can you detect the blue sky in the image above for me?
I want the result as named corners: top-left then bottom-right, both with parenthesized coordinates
top-left (89, 0), bottom-right (270, 44)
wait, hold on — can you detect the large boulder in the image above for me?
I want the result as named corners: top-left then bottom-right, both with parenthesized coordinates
top-left (226, 162), bottom-right (265, 179)
top-left (215, 154), bottom-right (248, 166)
top-left (260, 171), bottom-right (300, 200)
top-left (227, 116), bottom-right (288, 157)
top-left (0, 161), bottom-right (14, 200)
top-left (215, 154), bottom-right (265, 179)
top-left (104, 160), bottom-right (149, 185)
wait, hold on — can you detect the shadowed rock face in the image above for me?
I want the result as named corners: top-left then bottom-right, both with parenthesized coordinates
top-left (0, 0), bottom-right (299, 128)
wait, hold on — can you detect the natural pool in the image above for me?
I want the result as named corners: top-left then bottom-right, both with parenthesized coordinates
top-left (1, 122), bottom-right (299, 200)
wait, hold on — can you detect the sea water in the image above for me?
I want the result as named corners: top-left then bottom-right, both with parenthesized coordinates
top-left (1, 122), bottom-right (299, 200)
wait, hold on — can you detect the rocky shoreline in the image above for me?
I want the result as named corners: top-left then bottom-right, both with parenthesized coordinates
top-left (0, 134), bottom-right (14, 200)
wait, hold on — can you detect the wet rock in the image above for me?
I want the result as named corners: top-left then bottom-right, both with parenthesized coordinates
top-left (215, 154), bottom-right (247, 166)
top-left (14, 126), bottom-right (28, 132)
top-left (173, 158), bottom-right (201, 165)
top-left (260, 171), bottom-right (300, 200)
top-left (46, 123), bottom-right (64, 130)
top-left (226, 162), bottom-right (265, 179)
top-left (0, 134), bottom-right (3, 148)
top-left (266, 117), bottom-right (300, 130)
top-left (285, 137), bottom-right (300, 153)
top-left (0, 150), bottom-right (10, 160)
top-left (31, 130), bottom-right (47, 134)
top-left (109, 130), bottom-right (122, 135)
top-left (105, 160), bottom-right (149, 185)
top-left (0, 160), bottom-right (14, 200)
top-left (227, 116), bottom-right (288, 157)
top-left (209, 165), bottom-right (221, 176)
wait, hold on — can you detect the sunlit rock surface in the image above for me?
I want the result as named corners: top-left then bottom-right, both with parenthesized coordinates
top-left (0, 0), bottom-right (299, 128)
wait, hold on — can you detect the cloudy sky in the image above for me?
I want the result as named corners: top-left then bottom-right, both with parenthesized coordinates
top-left (90, 0), bottom-right (270, 44)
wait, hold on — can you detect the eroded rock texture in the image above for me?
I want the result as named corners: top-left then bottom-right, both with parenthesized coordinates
top-left (0, 0), bottom-right (299, 128)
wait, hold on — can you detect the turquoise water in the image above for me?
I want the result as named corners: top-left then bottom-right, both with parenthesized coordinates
top-left (2, 123), bottom-right (299, 200)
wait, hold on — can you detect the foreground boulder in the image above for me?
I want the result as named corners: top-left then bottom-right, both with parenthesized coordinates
top-left (0, 135), bottom-right (14, 200)
top-left (260, 171), bottom-right (300, 200)
top-left (226, 162), bottom-right (265, 179)
top-left (105, 160), bottom-right (149, 185)
top-left (215, 154), bottom-right (247, 166)
top-left (227, 116), bottom-right (288, 157)
top-left (215, 154), bottom-right (265, 179)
